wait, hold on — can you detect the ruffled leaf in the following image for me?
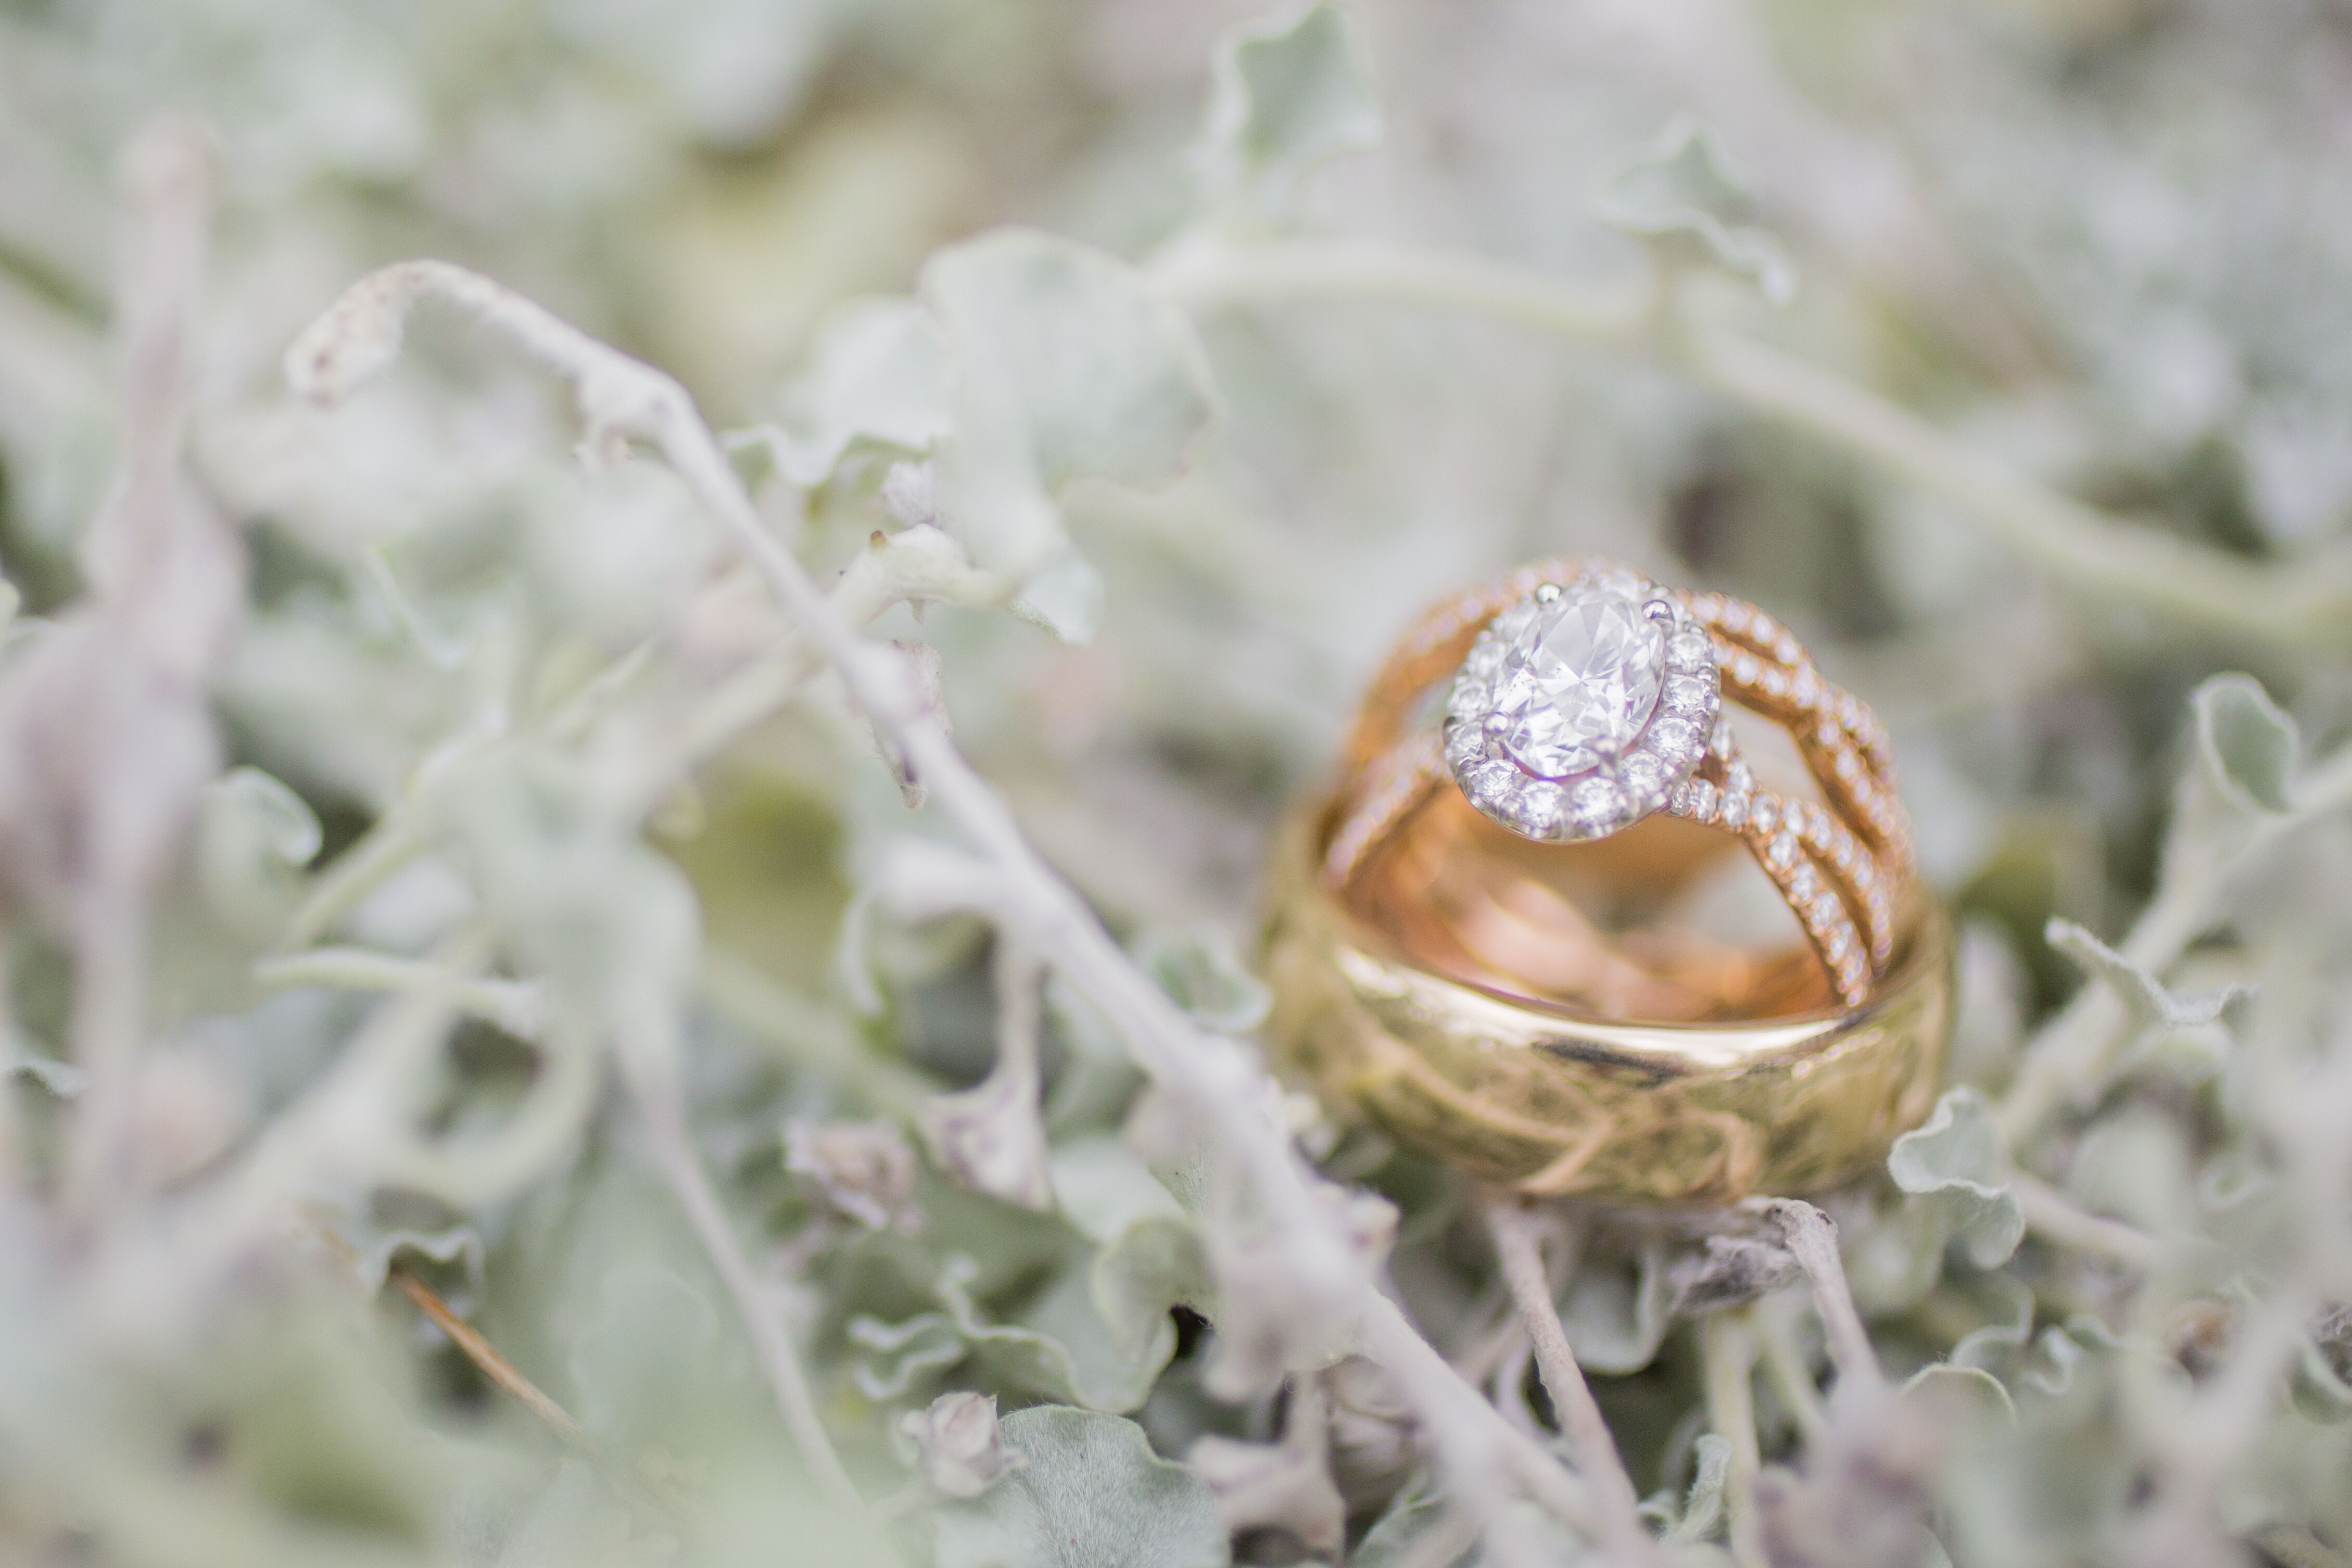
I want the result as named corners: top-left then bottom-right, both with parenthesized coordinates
top-left (920, 229), bottom-right (1215, 606)
top-left (1191, 4), bottom-right (1381, 228)
top-left (1560, 1234), bottom-right (1677, 1375)
top-left (2046, 918), bottom-right (2250, 1084)
top-left (195, 766), bottom-right (323, 939)
top-left (1592, 117), bottom-right (1795, 306)
top-left (765, 297), bottom-right (955, 488)
top-left (1888, 1087), bottom-right (2025, 1269)
top-left (2191, 674), bottom-right (2297, 817)
top-left (1049, 1134), bottom-right (1215, 1356)
top-left (929, 1405), bottom-right (1231, 1568)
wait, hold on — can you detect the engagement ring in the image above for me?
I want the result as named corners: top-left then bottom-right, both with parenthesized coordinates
top-left (1263, 560), bottom-right (1952, 1204)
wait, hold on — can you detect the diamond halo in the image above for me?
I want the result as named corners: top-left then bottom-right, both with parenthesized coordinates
top-left (1443, 565), bottom-right (1721, 841)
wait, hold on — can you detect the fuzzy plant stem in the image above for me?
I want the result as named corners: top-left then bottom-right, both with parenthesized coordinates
top-left (1753, 1297), bottom-right (1831, 1450)
top-left (283, 261), bottom-right (1578, 1568)
top-left (2008, 1172), bottom-right (2168, 1270)
top-left (621, 1050), bottom-right (862, 1512)
top-left (1150, 235), bottom-right (2352, 654)
top-left (1994, 877), bottom-right (2214, 1147)
top-left (1485, 1199), bottom-right (1654, 1565)
top-left (255, 948), bottom-right (547, 1040)
top-left (2000, 738), bottom-right (2352, 1147)
top-left (59, 120), bottom-right (234, 1225)
top-left (1700, 1310), bottom-right (1769, 1568)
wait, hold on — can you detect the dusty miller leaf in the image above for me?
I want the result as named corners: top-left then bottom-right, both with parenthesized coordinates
top-left (346, 1223), bottom-right (488, 1319)
top-left (1049, 1134), bottom-right (1214, 1356)
top-left (920, 229), bottom-right (1215, 606)
top-left (930, 1405), bottom-right (1231, 1568)
top-left (850, 1244), bottom-right (1182, 1414)
top-left (1902, 1363), bottom-right (2017, 1427)
top-left (436, 748), bottom-right (700, 1069)
top-left (1560, 1234), bottom-right (1676, 1374)
top-left (1132, 927), bottom-right (1272, 1035)
top-left (1591, 117), bottom-right (1796, 306)
top-left (567, 1262), bottom-right (725, 1447)
top-left (1191, 3), bottom-right (1381, 227)
top-left (195, 765), bottom-right (322, 939)
top-left (2046, 918), bottom-right (2250, 1083)
top-left (2165, 674), bottom-right (2300, 883)
top-left (765, 296), bottom-right (955, 488)
top-left (1042, 974), bottom-right (1147, 1136)
top-left (1887, 1087), bottom-right (2025, 1269)
top-left (1010, 548), bottom-right (1104, 646)
top-left (1950, 1272), bottom-right (2038, 1377)
top-left (2191, 673), bottom-right (2298, 817)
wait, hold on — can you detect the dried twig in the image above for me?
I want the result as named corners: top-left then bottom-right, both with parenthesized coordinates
top-left (1752, 1199), bottom-right (1884, 1398)
top-left (1484, 1198), bottom-right (1654, 1564)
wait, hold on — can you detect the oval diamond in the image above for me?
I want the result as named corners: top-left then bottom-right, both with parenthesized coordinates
top-left (1488, 584), bottom-right (1667, 778)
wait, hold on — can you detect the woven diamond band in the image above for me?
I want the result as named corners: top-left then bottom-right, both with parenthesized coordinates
top-left (1320, 559), bottom-right (1916, 1009)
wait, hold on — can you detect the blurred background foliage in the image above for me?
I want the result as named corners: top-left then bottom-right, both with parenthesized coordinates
top-left (5, 0), bottom-right (2352, 1565)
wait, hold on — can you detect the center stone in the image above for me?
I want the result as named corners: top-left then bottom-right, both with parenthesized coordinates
top-left (1491, 586), bottom-right (1666, 777)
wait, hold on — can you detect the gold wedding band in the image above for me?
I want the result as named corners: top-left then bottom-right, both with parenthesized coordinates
top-left (1261, 559), bottom-right (1953, 1205)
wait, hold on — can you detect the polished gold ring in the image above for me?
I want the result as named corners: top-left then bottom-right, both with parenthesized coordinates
top-left (1261, 559), bottom-right (1953, 1205)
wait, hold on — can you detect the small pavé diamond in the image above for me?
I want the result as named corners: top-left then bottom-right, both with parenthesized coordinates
top-left (1766, 832), bottom-right (1800, 870)
top-left (1571, 776), bottom-right (1626, 830)
top-left (1749, 796), bottom-right (1780, 838)
top-left (1445, 722), bottom-right (1482, 768)
top-left (1664, 675), bottom-right (1713, 714)
top-left (1515, 780), bottom-right (1566, 832)
top-left (1466, 761), bottom-right (1521, 811)
top-left (1620, 750), bottom-right (1665, 799)
top-left (1667, 631), bottom-right (1714, 673)
top-left (1648, 717), bottom-right (1701, 765)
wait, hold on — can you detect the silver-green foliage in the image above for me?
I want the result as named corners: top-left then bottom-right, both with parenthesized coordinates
top-left (3, 3), bottom-right (2352, 1567)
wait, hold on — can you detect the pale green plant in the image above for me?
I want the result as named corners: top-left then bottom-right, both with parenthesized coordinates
top-left (2, 4), bottom-right (2351, 1568)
